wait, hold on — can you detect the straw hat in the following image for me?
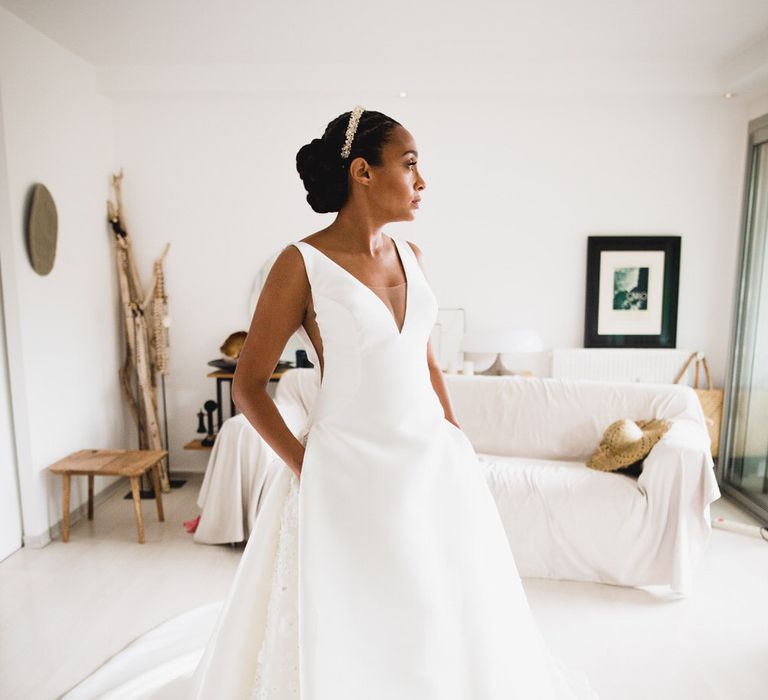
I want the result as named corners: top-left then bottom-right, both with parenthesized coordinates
top-left (220, 331), bottom-right (247, 359)
top-left (587, 418), bottom-right (671, 472)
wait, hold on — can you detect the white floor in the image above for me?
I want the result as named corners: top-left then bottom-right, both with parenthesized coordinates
top-left (0, 474), bottom-right (766, 700)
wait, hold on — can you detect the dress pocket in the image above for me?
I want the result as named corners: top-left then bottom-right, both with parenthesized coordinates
top-left (443, 418), bottom-right (457, 429)
top-left (443, 417), bottom-right (464, 437)
top-left (298, 427), bottom-right (316, 485)
top-left (443, 418), bottom-right (475, 452)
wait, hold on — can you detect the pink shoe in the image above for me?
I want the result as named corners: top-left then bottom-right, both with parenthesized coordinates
top-left (183, 514), bottom-right (201, 533)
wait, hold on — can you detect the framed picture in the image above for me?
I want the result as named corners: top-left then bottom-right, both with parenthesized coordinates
top-left (584, 235), bottom-right (680, 348)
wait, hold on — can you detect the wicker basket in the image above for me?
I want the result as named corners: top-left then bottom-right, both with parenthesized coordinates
top-left (673, 351), bottom-right (723, 458)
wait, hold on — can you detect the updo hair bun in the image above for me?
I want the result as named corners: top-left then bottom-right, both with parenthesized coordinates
top-left (295, 137), bottom-right (344, 214)
top-left (296, 109), bottom-right (402, 214)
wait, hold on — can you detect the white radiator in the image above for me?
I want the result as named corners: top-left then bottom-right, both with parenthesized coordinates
top-left (550, 348), bottom-right (695, 384)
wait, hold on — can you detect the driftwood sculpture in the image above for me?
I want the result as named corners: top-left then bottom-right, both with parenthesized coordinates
top-left (107, 170), bottom-right (171, 492)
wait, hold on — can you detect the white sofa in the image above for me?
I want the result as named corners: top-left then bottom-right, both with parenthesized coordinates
top-left (193, 367), bottom-right (318, 545)
top-left (195, 368), bottom-right (721, 595)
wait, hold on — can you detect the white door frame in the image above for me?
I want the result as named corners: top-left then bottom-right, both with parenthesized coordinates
top-left (0, 81), bottom-right (35, 556)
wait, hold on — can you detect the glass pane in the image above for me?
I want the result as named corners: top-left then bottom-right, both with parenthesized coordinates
top-left (724, 140), bottom-right (768, 513)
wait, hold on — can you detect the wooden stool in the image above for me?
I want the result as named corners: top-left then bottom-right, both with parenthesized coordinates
top-left (48, 449), bottom-right (168, 544)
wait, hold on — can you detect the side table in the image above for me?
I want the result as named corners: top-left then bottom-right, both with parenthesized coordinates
top-left (185, 368), bottom-right (290, 450)
top-left (48, 448), bottom-right (168, 544)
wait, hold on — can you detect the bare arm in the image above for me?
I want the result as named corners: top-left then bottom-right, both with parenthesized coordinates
top-left (231, 244), bottom-right (310, 479)
top-left (406, 240), bottom-right (461, 429)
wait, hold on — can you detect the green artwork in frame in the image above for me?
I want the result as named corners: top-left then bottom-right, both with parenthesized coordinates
top-left (584, 235), bottom-right (680, 348)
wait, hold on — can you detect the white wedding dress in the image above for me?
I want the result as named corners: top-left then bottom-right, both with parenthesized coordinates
top-left (62, 235), bottom-right (599, 700)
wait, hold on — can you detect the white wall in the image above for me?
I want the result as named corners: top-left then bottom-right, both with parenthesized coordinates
top-left (0, 6), bottom-right (127, 544)
top-left (108, 89), bottom-right (751, 471)
top-left (0, 7), bottom-right (765, 498)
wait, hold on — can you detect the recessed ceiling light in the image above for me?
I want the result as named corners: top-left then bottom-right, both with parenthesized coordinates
top-left (399, 91), bottom-right (408, 98)
top-left (724, 92), bottom-right (737, 99)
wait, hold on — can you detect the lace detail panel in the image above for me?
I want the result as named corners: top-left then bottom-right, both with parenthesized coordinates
top-left (249, 473), bottom-right (300, 700)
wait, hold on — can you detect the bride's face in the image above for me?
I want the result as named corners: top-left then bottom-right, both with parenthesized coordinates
top-left (361, 125), bottom-right (426, 222)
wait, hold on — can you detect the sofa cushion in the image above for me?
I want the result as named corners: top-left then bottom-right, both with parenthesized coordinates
top-left (478, 451), bottom-right (647, 584)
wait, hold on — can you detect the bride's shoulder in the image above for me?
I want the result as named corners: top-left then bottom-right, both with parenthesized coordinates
top-left (404, 239), bottom-right (422, 255)
top-left (269, 240), bottom-right (311, 284)
top-left (281, 229), bottom-right (326, 255)
top-left (403, 239), bottom-right (424, 265)
top-left (276, 230), bottom-right (333, 278)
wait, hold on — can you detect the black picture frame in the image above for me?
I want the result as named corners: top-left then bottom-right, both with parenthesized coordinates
top-left (584, 235), bottom-right (680, 348)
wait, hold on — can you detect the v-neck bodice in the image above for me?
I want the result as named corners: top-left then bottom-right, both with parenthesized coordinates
top-left (289, 234), bottom-right (440, 430)
top-left (296, 236), bottom-right (410, 336)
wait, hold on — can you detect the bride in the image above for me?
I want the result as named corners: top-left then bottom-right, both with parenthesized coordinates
top-left (62, 106), bottom-right (599, 699)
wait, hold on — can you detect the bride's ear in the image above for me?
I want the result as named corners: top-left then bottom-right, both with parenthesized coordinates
top-left (348, 156), bottom-right (372, 187)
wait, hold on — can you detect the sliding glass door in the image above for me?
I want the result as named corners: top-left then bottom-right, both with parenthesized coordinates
top-left (720, 114), bottom-right (768, 524)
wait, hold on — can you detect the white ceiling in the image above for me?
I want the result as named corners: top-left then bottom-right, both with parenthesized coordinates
top-left (1, 0), bottom-right (766, 67)
top-left (2, 0), bottom-right (768, 94)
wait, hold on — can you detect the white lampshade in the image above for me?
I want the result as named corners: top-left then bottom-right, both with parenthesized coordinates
top-left (460, 329), bottom-right (544, 354)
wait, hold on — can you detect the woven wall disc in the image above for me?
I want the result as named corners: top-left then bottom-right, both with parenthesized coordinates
top-left (26, 183), bottom-right (58, 275)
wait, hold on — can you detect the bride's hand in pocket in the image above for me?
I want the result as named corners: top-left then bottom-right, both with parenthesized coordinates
top-left (444, 417), bottom-right (463, 432)
top-left (293, 444), bottom-right (305, 482)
